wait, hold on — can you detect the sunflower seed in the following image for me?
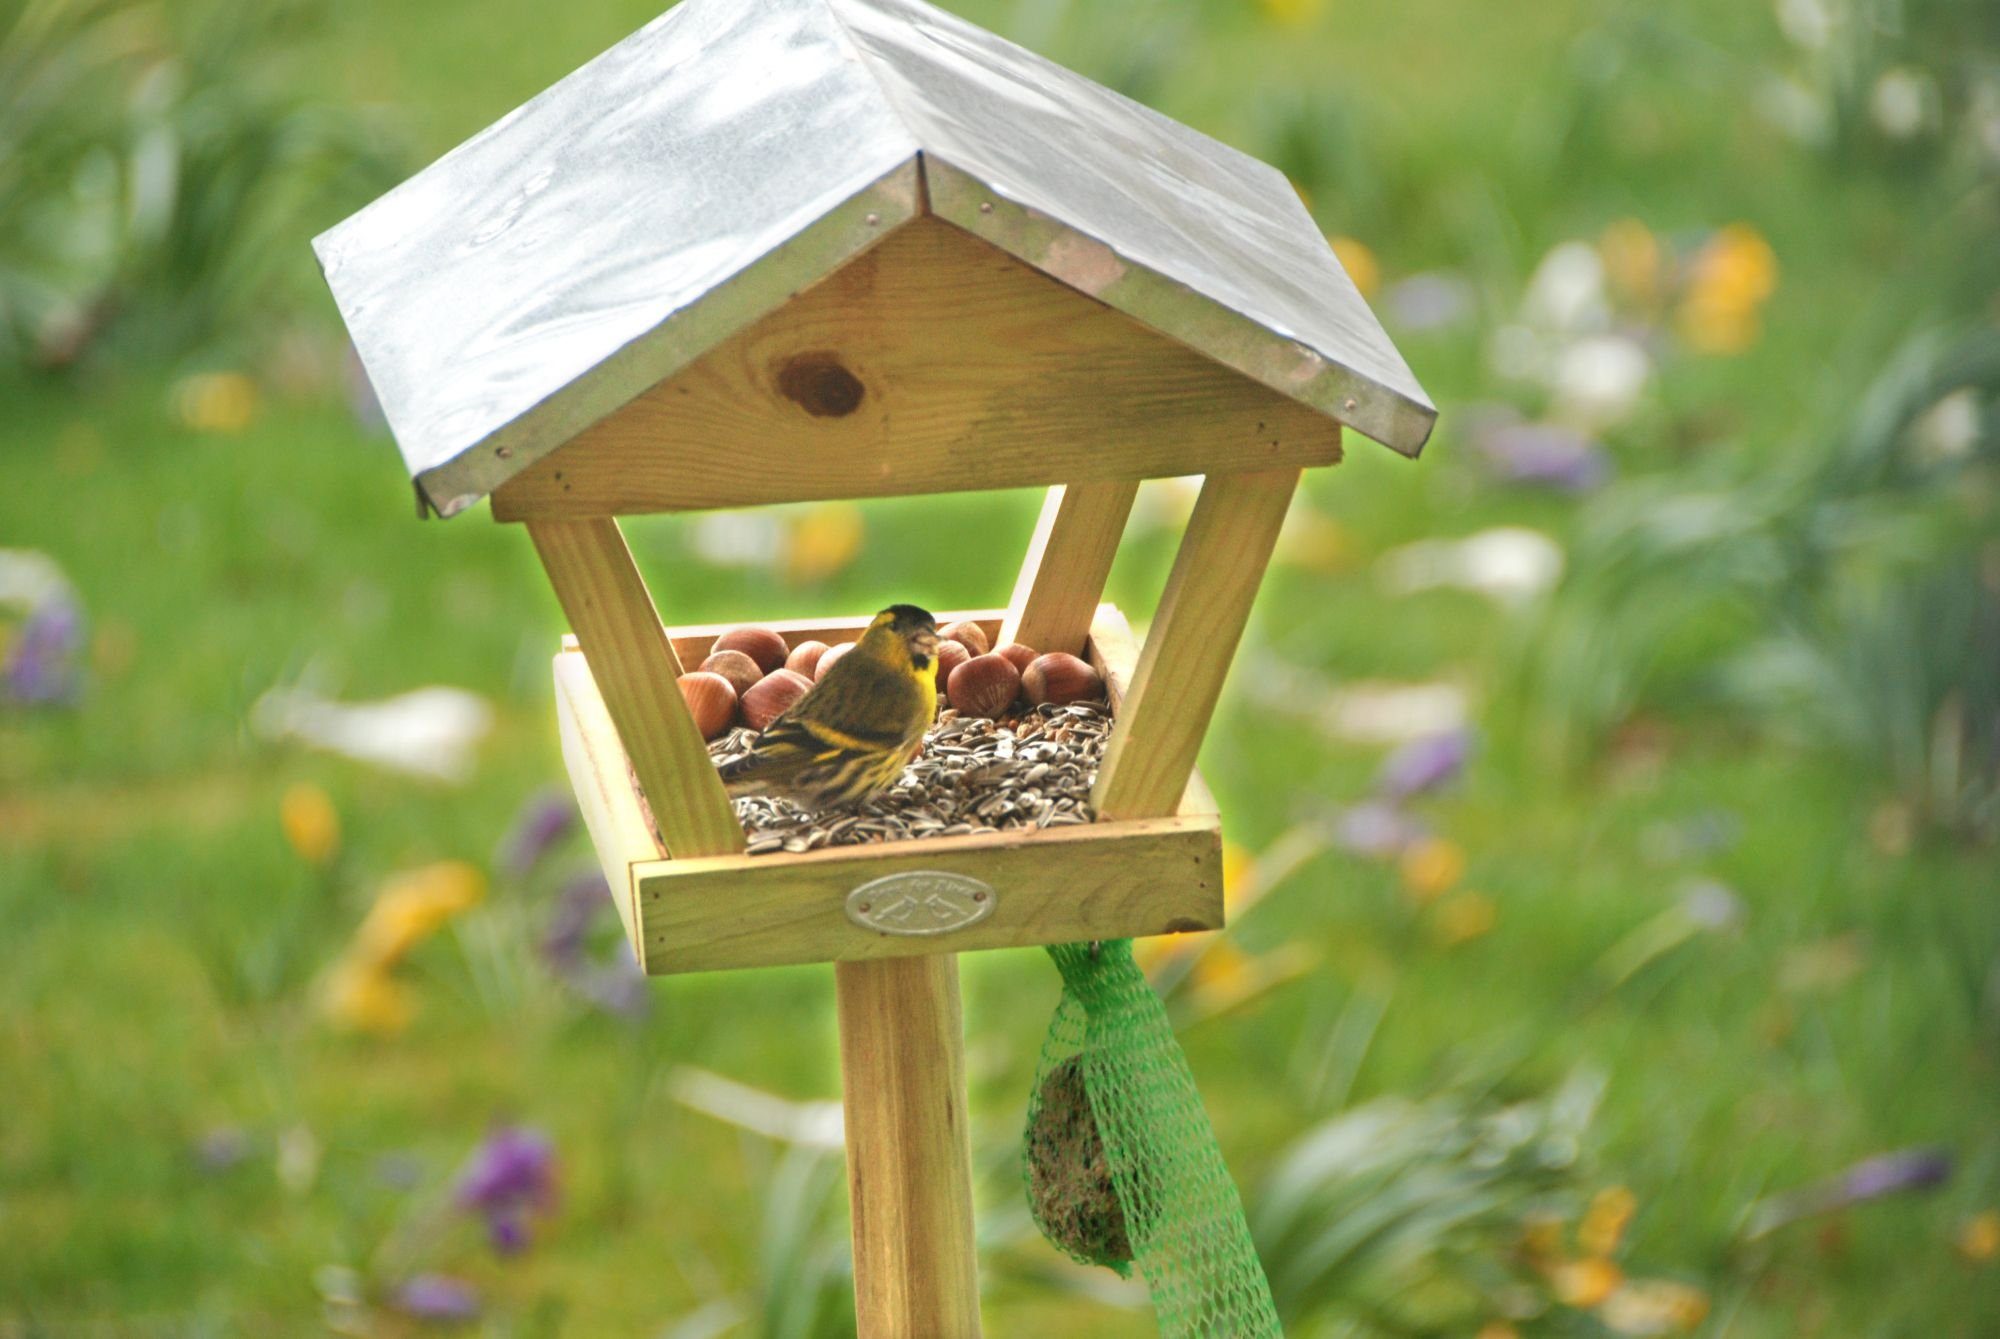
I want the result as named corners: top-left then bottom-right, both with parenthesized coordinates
top-left (693, 699), bottom-right (1110, 856)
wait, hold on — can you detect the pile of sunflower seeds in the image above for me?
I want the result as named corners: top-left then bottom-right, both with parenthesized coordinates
top-left (709, 702), bottom-right (1111, 856)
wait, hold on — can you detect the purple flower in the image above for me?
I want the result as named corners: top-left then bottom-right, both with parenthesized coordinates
top-left (496, 788), bottom-right (578, 879)
top-left (1375, 729), bottom-right (1473, 800)
top-left (540, 873), bottom-right (650, 1019)
top-left (1384, 272), bottom-right (1474, 332)
top-left (1746, 1146), bottom-right (1954, 1238)
top-left (1471, 419), bottom-right (1611, 493)
top-left (394, 1274), bottom-right (480, 1323)
top-left (1332, 801), bottom-right (1428, 859)
top-left (4, 599), bottom-right (85, 706)
top-left (1839, 1148), bottom-right (1953, 1201)
top-left (192, 1126), bottom-right (252, 1174)
top-left (456, 1126), bottom-right (557, 1254)
top-left (540, 873), bottom-right (607, 968)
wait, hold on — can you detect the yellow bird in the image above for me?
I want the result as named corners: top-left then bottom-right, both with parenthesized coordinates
top-left (718, 604), bottom-right (939, 811)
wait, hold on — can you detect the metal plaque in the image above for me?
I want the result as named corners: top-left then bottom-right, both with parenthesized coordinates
top-left (845, 871), bottom-right (996, 937)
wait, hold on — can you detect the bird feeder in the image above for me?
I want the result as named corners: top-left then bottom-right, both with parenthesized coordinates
top-left (315, 0), bottom-right (1431, 1332)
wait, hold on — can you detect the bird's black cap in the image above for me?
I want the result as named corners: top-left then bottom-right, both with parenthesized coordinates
top-left (882, 604), bottom-right (936, 630)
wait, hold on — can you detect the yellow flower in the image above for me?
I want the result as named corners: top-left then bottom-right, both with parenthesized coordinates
top-left (1598, 1279), bottom-right (1710, 1334)
top-left (1133, 931), bottom-right (1197, 977)
top-left (1398, 836), bottom-right (1464, 904)
top-left (1275, 502), bottom-right (1353, 572)
top-left (1257, 0), bottom-right (1325, 27)
top-left (1520, 1212), bottom-right (1566, 1266)
top-left (782, 502), bottom-right (865, 585)
top-left (172, 371), bottom-right (261, 434)
top-left (1329, 235), bottom-right (1380, 300)
top-left (1578, 1184), bottom-right (1638, 1258)
top-left (1600, 218), bottom-right (1662, 308)
top-left (1432, 891), bottom-right (1497, 946)
top-left (1222, 841), bottom-right (1257, 914)
top-left (351, 860), bottom-right (486, 968)
top-left (322, 958), bottom-right (415, 1036)
top-left (280, 783), bottom-right (341, 865)
top-left (1554, 1256), bottom-right (1625, 1308)
top-left (1677, 223), bottom-right (1778, 354)
top-left (1190, 939), bottom-right (1255, 997)
top-left (1959, 1210), bottom-right (2000, 1263)
top-left (1183, 942), bottom-right (1317, 1022)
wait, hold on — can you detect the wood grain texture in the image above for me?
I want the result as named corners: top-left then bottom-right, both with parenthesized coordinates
top-left (836, 955), bottom-right (982, 1338)
top-left (999, 481), bottom-right (1139, 655)
top-left (528, 518), bottom-right (745, 859)
top-left (1086, 603), bottom-right (1217, 818)
top-left (553, 649), bottom-right (663, 957)
top-left (632, 816), bottom-right (1222, 974)
top-left (1092, 468), bottom-right (1301, 821)
top-left (489, 217), bottom-right (1339, 518)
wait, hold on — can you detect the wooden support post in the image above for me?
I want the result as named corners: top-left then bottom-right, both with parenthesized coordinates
top-left (999, 480), bottom-right (1139, 655)
top-left (1092, 467), bottom-right (1300, 821)
top-left (526, 517), bottom-right (745, 859)
top-left (836, 955), bottom-right (982, 1338)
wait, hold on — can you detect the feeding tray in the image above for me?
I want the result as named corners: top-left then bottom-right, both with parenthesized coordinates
top-left (557, 604), bottom-right (1223, 975)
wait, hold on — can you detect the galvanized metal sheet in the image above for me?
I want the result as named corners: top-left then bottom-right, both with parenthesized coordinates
top-left (314, 0), bottom-right (922, 516)
top-left (316, 0), bottom-right (1433, 518)
top-left (832, 0), bottom-right (1436, 457)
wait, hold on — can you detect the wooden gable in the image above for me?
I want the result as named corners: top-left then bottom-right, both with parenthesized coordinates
top-left (490, 217), bottom-right (1340, 519)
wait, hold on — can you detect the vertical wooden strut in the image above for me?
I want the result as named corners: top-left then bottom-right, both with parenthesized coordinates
top-left (526, 517), bottom-right (744, 859)
top-left (1000, 480), bottom-right (1140, 655)
top-left (836, 955), bottom-right (982, 1338)
top-left (1093, 467), bottom-right (1301, 820)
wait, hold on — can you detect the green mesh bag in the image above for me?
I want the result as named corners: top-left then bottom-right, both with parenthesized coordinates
top-left (1024, 939), bottom-right (1283, 1338)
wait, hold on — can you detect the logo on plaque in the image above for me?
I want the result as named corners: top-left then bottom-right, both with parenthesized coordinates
top-left (846, 871), bottom-right (996, 936)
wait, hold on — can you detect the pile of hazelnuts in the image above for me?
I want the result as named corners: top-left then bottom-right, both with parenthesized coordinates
top-left (676, 618), bottom-right (1107, 742)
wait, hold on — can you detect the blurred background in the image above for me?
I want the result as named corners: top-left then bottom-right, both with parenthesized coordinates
top-left (4, 0), bottom-right (1998, 1332)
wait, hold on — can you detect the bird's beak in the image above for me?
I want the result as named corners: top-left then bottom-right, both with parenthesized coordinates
top-left (916, 629), bottom-right (940, 657)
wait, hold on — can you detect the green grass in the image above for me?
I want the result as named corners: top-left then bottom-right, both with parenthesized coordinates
top-left (4, 0), bottom-right (1998, 1333)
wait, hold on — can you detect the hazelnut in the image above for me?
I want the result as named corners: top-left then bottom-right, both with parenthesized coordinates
top-left (1023, 652), bottom-right (1104, 707)
top-left (698, 649), bottom-right (762, 699)
top-left (995, 641), bottom-right (1038, 674)
top-left (711, 626), bottom-right (788, 675)
top-left (942, 620), bottom-right (991, 657)
top-left (785, 639), bottom-right (831, 677)
top-left (947, 653), bottom-right (1021, 720)
top-left (814, 642), bottom-right (855, 681)
top-left (676, 671), bottom-right (738, 740)
top-left (933, 638), bottom-right (970, 694)
top-left (742, 668), bottom-right (813, 730)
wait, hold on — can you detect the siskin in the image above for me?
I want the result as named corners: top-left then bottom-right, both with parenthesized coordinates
top-left (717, 604), bottom-right (938, 811)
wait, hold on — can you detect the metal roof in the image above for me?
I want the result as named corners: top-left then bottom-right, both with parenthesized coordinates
top-left (314, 0), bottom-right (1435, 518)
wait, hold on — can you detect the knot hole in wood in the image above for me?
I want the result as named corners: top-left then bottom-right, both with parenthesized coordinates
top-left (776, 352), bottom-right (866, 418)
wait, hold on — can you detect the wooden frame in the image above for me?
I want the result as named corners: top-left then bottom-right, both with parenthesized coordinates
top-left (490, 218), bottom-right (1339, 519)
top-left (553, 604), bottom-right (1224, 976)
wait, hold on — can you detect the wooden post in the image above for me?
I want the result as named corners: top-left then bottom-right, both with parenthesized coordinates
top-left (1093, 467), bottom-right (1300, 821)
top-left (526, 517), bottom-right (745, 859)
top-left (999, 480), bottom-right (1139, 655)
top-left (835, 955), bottom-right (982, 1338)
